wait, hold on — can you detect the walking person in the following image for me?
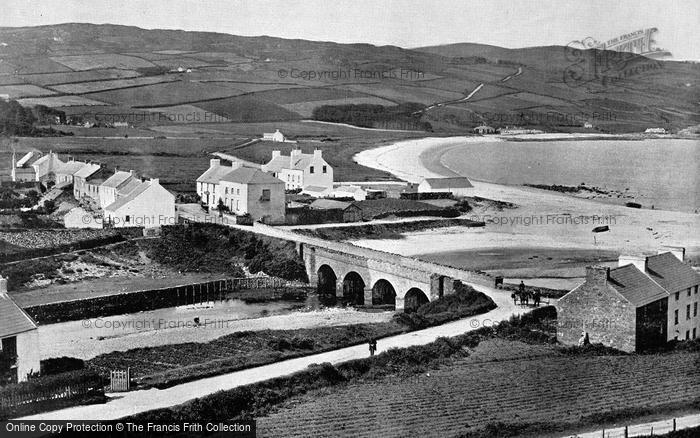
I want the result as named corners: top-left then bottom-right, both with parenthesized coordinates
top-left (518, 281), bottom-right (526, 305)
top-left (368, 338), bottom-right (377, 357)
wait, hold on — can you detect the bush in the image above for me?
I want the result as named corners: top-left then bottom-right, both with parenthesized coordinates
top-left (40, 357), bottom-right (85, 375)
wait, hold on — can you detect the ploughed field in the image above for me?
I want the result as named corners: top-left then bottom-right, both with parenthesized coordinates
top-left (257, 340), bottom-right (700, 437)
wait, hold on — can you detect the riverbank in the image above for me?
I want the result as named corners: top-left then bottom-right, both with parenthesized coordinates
top-left (353, 135), bottom-right (700, 266)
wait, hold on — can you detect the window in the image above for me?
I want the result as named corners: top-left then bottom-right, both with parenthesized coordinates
top-left (310, 166), bottom-right (315, 174)
top-left (686, 331), bottom-right (690, 340)
top-left (125, 215), bottom-right (130, 223)
top-left (689, 288), bottom-right (692, 297)
top-left (695, 285), bottom-right (698, 294)
top-left (261, 189), bottom-right (270, 201)
top-left (674, 309), bottom-right (679, 324)
top-left (695, 302), bottom-right (698, 317)
top-left (687, 304), bottom-right (691, 320)
top-left (225, 187), bottom-right (228, 194)
top-left (237, 189), bottom-right (240, 195)
top-left (675, 292), bottom-right (680, 301)
top-left (694, 328), bottom-right (697, 339)
top-left (323, 165), bottom-right (327, 173)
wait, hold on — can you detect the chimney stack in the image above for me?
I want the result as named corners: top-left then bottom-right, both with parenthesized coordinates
top-left (586, 266), bottom-right (610, 287)
top-left (272, 150), bottom-right (281, 159)
top-left (313, 149), bottom-right (323, 159)
top-left (0, 276), bottom-right (7, 297)
top-left (618, 255), bottom-right (648, 273)
top-left (210, 159), bottom-right (220, 168)
top-left (659, 246), bottom-right (685, 262)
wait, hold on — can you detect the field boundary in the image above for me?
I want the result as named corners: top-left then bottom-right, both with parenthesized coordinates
top-left (564, 412), bottom-right (700, 437)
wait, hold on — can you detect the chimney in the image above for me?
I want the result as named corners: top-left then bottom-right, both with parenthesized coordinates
top-left (313, 149), bottom-right (323, 159)
top-left (0, 276), bottom-right (7, 297)
top-left (231, 161), bottom-right (242, 170)
top-left (151, 178), bottom-right (159, 185)
top-left (659, 246), bottom-right (685, 262)
top-left (618, 255), bottom-right (648, 272)
top-left (130, 170), bottom-right (136, 176)
top-left (272, 150), bottom-right (281, 159)
top-left (586, 266), bottom-right (610, 287)
top-left (210, 159), bottom-right (220, 168)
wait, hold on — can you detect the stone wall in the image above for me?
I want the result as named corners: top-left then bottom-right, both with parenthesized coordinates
top-left (556, 267), bottom-right (637, 352)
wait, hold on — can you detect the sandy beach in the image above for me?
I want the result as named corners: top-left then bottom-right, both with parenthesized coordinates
top-left (353, 135), bottom-right (700, 263)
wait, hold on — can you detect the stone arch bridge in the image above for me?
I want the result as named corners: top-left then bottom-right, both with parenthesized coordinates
top-left (254, 224), bottom-right (497, 312)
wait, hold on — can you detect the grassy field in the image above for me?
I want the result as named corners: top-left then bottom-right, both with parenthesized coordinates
top-left (257, 341), bottom-right (700, 437)
top-left (0, 84), bottom-right (57, 98)
top-left (49, 54), bottom-right (156, 70)
top-left (18, 69), bottom-right (141, 86)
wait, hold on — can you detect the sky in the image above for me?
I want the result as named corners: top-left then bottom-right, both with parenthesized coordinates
top-left (2, 0), bottom-right (699, 60)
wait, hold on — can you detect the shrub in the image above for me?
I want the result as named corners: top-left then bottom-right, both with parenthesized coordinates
top-left (40, 357), bottom-right (85, 375)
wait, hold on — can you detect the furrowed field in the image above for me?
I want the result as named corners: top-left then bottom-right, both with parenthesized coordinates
top-left (257, 340), bottom-right (700, 437)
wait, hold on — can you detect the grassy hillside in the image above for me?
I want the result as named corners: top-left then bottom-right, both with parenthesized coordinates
top-left (0, 23), bottom-right (697, 134)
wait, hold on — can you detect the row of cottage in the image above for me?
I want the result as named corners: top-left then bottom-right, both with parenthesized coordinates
top-left (12, 151), bottom-right (174, 228)
top-left (196, 148), bottom-right (474, 224)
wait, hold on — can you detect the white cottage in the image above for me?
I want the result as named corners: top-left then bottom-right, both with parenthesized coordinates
top-left (262, 149), bottom-right (333, 191)
top-left (104, 179), bottom-right (175, 228)
top-left (0, 276), bottom-right (40, 383)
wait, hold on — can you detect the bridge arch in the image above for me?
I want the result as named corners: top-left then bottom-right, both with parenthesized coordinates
top-left (372, 279), bottom-right (396, 308)
top-left (342, 271), bottom-right (365, 305)
top-left (317, 264), bottom-right (337, 296)
top-left (404, 287), bottom-right (430, 313)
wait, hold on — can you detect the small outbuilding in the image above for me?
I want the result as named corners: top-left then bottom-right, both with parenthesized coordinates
top-left (418, 177), bottom-right (473, 196)
top-left (0, 276), bottom-right (40, 384)
top-left (473, 125), bottom-right (495, 134)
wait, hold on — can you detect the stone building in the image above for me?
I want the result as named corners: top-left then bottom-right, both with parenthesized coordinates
top-left (0, 276), bottom-right (40, 384)
top-left (557, 248), bottom-right (700, 352)
top-left (262, 149), bottom-right (333, 191)
top-left (219, 167), bottom-right (285, 224)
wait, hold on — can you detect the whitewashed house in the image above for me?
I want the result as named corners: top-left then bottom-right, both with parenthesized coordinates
top-left (31, 152), bottom-right (66, 184)
top-left (196, 159), bottom-right (240, 209)
top-left (104, 179), bottom-right (175, 228)
top-left (330, 185), bottom-right (367, 201)
top-left (262, 149), bottom-right (333, 191)
top-left (99, 170), bottom-right (140, 210)
top-left (55, 160), bottom-right (90, 186)
top-left (220, 167), bottom-right (285, 224)
top-left (418, 177), bottom-right (473, 196)
top-left (262, 129), bottom-right (286, 142)
top-left (0, 276), bottom-right (40, 384)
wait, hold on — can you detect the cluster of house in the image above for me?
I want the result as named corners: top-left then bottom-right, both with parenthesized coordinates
top-left (11, 151), bottom-right (174, 228)
top-left (557, 247), bottom-right (700, 352)
top-left (473, 125), bottom-right (545, 135)
top-left (197, 143), bottom-right (474, 224)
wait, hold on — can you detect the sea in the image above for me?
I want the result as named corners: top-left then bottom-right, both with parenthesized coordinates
top-left (437, 138), bottom-right (699, 213)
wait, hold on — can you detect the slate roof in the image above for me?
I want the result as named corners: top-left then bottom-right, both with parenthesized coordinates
top-left (607, 264), bottom-right (669, 307)
top-left (117, 178), bottom-right (143, 195)
top-left (309, 199), bottom-right (352, 210)
top-left (422, 177), bottom-right (473, 189)
top-left (197, 164), bottom-right (236, 184)
top-left (220, 167), bottom-right (283, 185)
top-left (56, 161), bottom-right (88, 175)
top-left (645, 252), bottom-right (699, 293)
top-left (0, 293), bottom-right (37, 338)
top-left (101, 171), bottom-right (136, 189)
top-left (265, 153), bottom-right (316, 172)
top-left (73, 163), bottom-right (101, 179)
top-left (104, 181), bottom-right (150, 212)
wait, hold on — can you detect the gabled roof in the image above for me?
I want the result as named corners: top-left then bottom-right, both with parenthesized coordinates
top-left (645, 252), bottom-right (699, 293)
top-left (117, 178), bottom-right (143, 196)
top-left (0, 294), bottom-right (37, 338)
top-left (607, 264), bottom-right (669, 307)
top-left (55, 160), bottom-right (88, 175)
top-left (264, 156), bottom-right (291, 173)
top-left (104, 181), bottom-right (150, 212)
top-left (220, 167), bottom-right (283, 185)
top-left (309, 199), bottom-right (352, 210)
top-left (422, 177), bottom-right (473, 189)
top-left (73, 163), bottom-right (101, 179)
top-left (101, 171), bottom-right (136, 189)
top-left (264, 153), bottom-right (321, 172)
top-left (197, 164), bottom-right (236, 184)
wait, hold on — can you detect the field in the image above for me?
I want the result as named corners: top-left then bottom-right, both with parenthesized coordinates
top-left (17, 69), bottom-right (141, 86)
top-left (83, 80), bottom-right (247, 107)
top-left (257, 340), bottom-right (700, 437)
top-left (281, 97), bottom-right (397, 117)
top-left (49, 75), bottom-right (178, 94)
top-left (194, 95), bottom-right (303, 122)
top-left (17, 96), bottom-right (107, 107)
top-left (50, 54), bottom-right (156, 70)
top-left (0, 84), bottom-right (56, 98)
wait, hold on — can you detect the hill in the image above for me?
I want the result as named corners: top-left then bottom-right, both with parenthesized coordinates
top-left (0, 23), bottom-right (697, 134)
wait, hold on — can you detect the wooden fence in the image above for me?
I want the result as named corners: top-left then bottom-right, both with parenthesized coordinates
top-left (564, 412), bottom-right (700, 437)
top-left (110, 368), bottom-right (130, 392)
